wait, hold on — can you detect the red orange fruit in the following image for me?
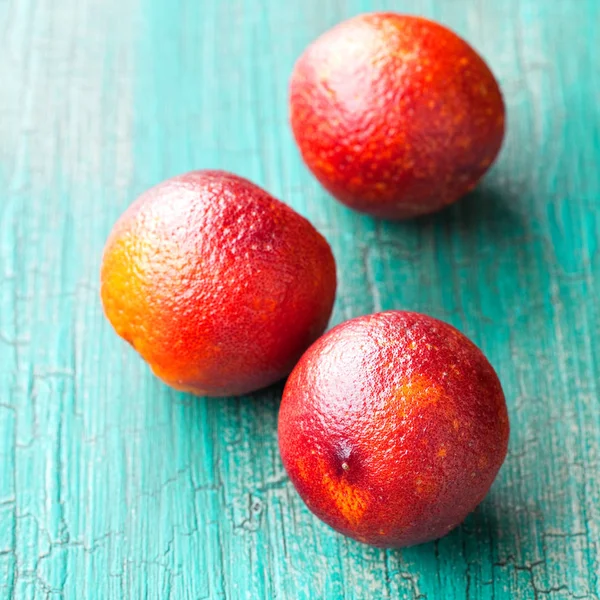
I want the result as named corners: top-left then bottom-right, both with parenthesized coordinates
top-left (290, 13), bottom-right (506, 219)
top-left (101, 170), bottom-right (337, 397)
top-left (278, 311), bottom-right (509, 547)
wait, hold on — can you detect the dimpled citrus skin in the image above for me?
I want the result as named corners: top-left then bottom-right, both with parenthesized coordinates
top-left (290, 13), bottom-right (505, 219)
top-left (101, 170), bottom-right (337, 397)
top-left (278, 311), bottom-right (509, 547)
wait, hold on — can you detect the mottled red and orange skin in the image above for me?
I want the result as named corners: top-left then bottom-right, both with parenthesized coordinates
top-left (290, 13), bottom-right (506, 219)
top-left (101, 170), bottom-right (337, 397)
top-left (279, 311), bottom-right (509, 547)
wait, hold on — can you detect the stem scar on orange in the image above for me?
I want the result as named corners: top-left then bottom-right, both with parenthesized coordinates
top-left (101, 170), bottom-right (337, 397)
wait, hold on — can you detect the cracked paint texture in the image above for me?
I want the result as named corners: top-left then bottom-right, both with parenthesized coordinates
top-left (0, 0), bottom-right (599, 598)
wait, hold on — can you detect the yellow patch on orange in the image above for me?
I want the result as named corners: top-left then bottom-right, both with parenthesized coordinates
top-left (391, 375), bottom-right (463, 439)
top-left (101, 233), bottom-right (153, 353)
top-left (295, 457), bottom-right (312, 483)
top-left (394, 373), bottom-right (442, 417)
top-left (313, 459), bottom-right (370, 526)
top-left (295, 457), bottom-right (371, 526)
top-left (324, 474), bottom-right (370, 526)
top-left (437, 446), bottom-right (447, 458)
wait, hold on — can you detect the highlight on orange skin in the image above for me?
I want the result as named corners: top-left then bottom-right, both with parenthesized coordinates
top-left (278, 311), bottom-right (509, 548)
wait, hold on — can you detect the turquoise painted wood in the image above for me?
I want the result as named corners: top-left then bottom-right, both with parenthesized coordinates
top-left (0, 0), bottom-right (599, 597)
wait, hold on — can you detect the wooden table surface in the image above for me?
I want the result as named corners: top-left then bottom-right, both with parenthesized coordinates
top-left (1, 0), bottom-right (599, 598)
